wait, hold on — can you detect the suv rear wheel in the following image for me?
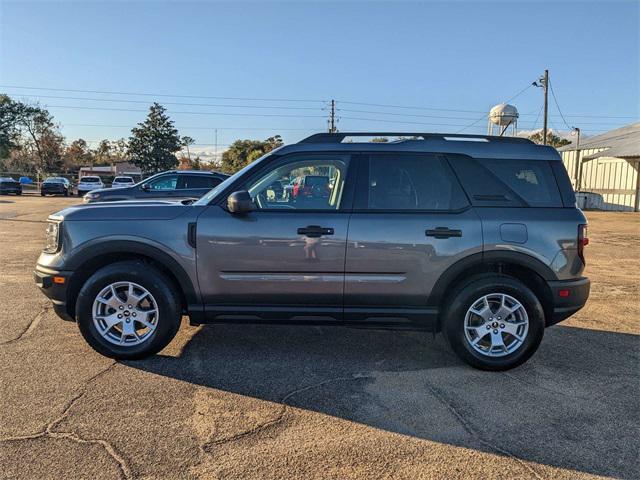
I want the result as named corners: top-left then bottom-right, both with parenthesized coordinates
top-left (443, 275), bottom-right (545, 371)
top-left (76, 261), bottom-right (181, 359)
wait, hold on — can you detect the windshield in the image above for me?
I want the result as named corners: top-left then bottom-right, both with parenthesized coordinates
top-left (81, 177), bottom-right (100, 183)
top-left (194, 153), bottom-right (272, 206)
top-left (114, 177), bottom-right (133, 182)
top-left (44, 178), bottom-right (64, 183)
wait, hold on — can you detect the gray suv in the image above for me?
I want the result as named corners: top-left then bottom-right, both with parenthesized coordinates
top-left (82, 170), bottom-right (229, 203)
top-left (35, 132), bottom-right (590, 370)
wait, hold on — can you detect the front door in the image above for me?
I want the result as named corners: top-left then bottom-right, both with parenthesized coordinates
top-left (344, 153), bottom-right (483, 324)
top-left (196, 153), bottom-right (354, 322)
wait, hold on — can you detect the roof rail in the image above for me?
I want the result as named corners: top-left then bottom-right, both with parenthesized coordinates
top-left (299, 132), bottom-right (534, 145)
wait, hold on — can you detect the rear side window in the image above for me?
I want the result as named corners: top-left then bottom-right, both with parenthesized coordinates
top-left (447, 156), bottom-right (562, 207)
top-left (363, 154), bottom-right (469, 211)
top-left (181, 175), bottom-right (221, 189)
top-left (482, 160), bottom-right (562, 207)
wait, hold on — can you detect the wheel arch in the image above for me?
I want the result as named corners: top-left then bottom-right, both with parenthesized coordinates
top-left (428, 251), bottom-right (556, 330)
top-left (64, 240), bottom-right (200, 320)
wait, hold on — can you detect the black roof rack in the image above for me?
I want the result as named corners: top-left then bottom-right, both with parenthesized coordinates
top-left (299, 132), bottom-right (534, 145)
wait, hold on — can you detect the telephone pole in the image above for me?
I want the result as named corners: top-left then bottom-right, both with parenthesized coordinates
top-left (542, 69), bottom-right (549, 145)
top-left (328, 99), bottom-right (337, 133)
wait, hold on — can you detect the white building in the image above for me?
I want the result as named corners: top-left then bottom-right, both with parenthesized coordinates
top-left (559, 123), bottom-right (640, 212)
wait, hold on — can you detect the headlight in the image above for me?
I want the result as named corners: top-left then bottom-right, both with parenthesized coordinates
top-left (43, 221), bottom-right (61, 253)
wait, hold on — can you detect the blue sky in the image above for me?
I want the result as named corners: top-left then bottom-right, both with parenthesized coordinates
top-left (1, 1), bottom-right (638, 157)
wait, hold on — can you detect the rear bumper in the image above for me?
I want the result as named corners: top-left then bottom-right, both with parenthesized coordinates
top-left (546, 277), bottom-right (590, 326)
top-left (34, 265), bottom-right (74, 321)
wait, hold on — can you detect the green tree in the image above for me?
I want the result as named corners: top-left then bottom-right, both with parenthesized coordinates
top-left (221, 135), bottom-right (283, 173)
top-left (128, 103), bottom-right (181, 174)
top-left (63, 138), bottom-right (93, 171)
top-left (528, 130), bottom-right (570, 148)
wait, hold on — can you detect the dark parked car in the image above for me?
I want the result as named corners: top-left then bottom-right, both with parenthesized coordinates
top-left (0, 177), bottom-right (22, 195)
top-left (41, 177), bottom-right (72, 196)
top-left (35, 132), bottom-right (590, 371)
top-left (82, 170), bottom-right (229, 203)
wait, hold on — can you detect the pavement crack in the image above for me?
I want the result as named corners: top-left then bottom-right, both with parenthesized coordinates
top-left (0, 361), bottom-right (132, 480)
top-left (201, 374), bottom-right (369, 453)
top-left (0, 303), bottom-right (49, 346)
top-left (423, 379), bottom-right (545, 480)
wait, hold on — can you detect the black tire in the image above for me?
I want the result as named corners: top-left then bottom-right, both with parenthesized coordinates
top-left (40, 191), bottom-right (45, 196)
top-left (17, 191), bottom-right (22, 195)
top-left (76, 261), bottom-right (182, 360)
top-left (64, 189), bottom-right (69, 197)
top-left (442, 275), bottom-right (545, 371)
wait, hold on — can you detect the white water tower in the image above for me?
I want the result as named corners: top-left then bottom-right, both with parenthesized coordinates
top-left (487, 103), bottom-right (519, 136)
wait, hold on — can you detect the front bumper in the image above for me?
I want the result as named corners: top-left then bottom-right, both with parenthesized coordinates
top-left (546, 277), bottom-right (590, 326)
top-left (34, 265), bottom-right (74, 321)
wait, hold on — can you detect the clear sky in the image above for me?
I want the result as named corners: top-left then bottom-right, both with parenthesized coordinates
top-left (1, 0), bottom-right (638, 158)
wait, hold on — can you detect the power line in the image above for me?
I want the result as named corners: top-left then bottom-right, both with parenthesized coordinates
top-left (5, 93), bottom-right (325, 111)
top-left (40, 104), bottom-right (326, 118)
top-left (0, 84), bottom-right (326, 103)
top-left (64, 123), bottom-right (317, 131)
top-left (548, 79), bottom-right (573, 130)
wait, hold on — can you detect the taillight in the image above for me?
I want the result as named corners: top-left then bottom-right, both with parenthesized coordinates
top-left (578, 224), bottom-right (588, 265)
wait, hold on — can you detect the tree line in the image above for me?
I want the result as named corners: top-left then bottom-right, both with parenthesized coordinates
top-left (0, 95), bottom-right (283, 176)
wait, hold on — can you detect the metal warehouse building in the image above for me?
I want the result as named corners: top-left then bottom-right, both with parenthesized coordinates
top-left (559, 122), bottom-right (640, 212)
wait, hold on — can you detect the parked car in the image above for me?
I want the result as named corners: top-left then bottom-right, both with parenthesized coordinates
top-left (40, 177), bottom-right (72, 196)
top-left (82, 170), bottom-right (229, 203)
top-left (19, 176), bottom-right (34, 185)
top-left (0, 177), bottom-right (22, 195)
top-left (35, 132), bottom-right (590, 370)
top-left (111, 176), bottom-right (136, 189)
top-left (76, 176), bottom-right (104, 196)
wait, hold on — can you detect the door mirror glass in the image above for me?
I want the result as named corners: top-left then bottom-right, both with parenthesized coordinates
top-left (227, 190), bottom-right (255, 214)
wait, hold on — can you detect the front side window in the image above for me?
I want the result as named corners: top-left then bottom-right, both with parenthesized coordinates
top-left (244, 157), bottom-right (349, 210)
top-left (148, 175), bottom-right (178, 190)
top-left (365, 154), bottom-right (468, 211)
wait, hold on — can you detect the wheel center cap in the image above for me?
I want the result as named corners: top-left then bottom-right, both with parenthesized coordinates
top-left (492, 321), bottom-right (499, 328)
top-left (123, 310), bottom-right (130, 317)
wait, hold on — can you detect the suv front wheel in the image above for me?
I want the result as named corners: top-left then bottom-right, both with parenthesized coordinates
top-left (76, 261), bottom-right (182, 359)
top-left (443, 275), bottom-right (545, 371)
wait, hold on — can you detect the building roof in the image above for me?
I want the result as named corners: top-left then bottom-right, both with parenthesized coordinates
top-left (559, 122), bottom-right (640, 159)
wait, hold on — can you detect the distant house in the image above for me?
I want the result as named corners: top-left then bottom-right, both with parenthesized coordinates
top-left (559, 122), bottom-right (640, 211)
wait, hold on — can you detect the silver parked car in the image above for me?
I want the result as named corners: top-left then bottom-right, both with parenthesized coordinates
top-left (111, 176), bottom-right (135, 188)
top-left (35, 132), bottom-right (590, 370)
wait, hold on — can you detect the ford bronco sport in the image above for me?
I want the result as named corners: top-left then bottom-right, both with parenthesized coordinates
top-left (35, 132), bottom-right (590, 370)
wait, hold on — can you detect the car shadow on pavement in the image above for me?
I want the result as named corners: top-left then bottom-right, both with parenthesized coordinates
top-left (127, 323), bottom-right (639, 479)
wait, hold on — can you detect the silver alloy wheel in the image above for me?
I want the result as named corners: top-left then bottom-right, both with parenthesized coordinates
top-left (92, 281), bottom-right (159, 346)
top-left (463, 293), bottom-right (529, 358)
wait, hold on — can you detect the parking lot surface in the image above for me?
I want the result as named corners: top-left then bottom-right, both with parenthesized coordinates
top-left (1, 195), bottom-right (638, 479)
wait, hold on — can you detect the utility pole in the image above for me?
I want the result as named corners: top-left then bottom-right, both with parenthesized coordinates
top-left (542, 69), bottom-right (549, 145)
top-left (573, 127), bottom-right (583, 191)
top-left (328, 100), bottom-right (337, 133)
top-left (214, 129), bottom-right (218, 166)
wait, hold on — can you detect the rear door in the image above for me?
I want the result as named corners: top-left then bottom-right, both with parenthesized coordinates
top-left (344, 153), bottom-right (483, 323)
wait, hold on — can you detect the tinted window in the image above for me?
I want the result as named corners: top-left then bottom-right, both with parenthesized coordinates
top-left (81, 177), bottom-right (100, 183)
top-left (482, 160), bottom-right (561, 207)
top-left (148, 175), bottom-right (178, 190)
top-left (365, 154), bottom-right (468, 211)
top-left (182, 175), bottom-right (220, 189)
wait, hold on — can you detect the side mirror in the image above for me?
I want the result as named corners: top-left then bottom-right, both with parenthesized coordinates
top-left (227, 190), bottom-right (255, 214)
top-left (141, 183), bottom-right (150, 191)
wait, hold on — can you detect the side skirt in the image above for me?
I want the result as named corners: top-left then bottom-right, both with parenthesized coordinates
top-left (189, 305), bottom-right (439, 332)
